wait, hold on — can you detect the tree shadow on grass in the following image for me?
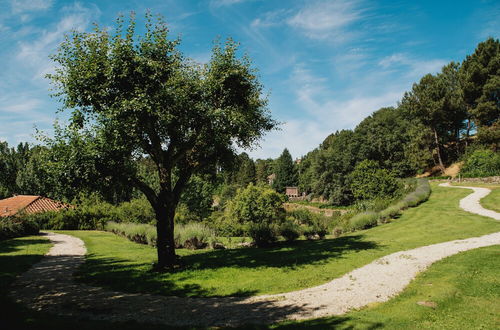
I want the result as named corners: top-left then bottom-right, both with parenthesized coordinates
top-left (2, 235), bottom-right (385, 328)
top-left (76, 235), bottom-right (380, 298)
top-left (183, 235), bottom-right (380, 270)
top-left (9, 252), bottom-right (385, 328)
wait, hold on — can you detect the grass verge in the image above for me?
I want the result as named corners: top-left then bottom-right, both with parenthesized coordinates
top-left (61, 183), bottom-right (500, 298)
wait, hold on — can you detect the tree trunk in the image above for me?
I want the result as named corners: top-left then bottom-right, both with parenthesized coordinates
top-left (433, 128), bottom-right (445, 173)
top-left (465, 118), bottom-right (471, 149)
top-left (154, 200), bottom-right (177, 270)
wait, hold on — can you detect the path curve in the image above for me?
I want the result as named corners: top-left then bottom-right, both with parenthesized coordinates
top-left (439, 182), bottom-right (500, 220)
top-left (10, 185), bottom-right (500, 326)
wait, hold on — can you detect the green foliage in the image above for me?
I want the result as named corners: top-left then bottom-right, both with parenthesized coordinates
top-left (176, 222), bottom-right (217, 249)
top-left (106, 221), bottom-right (157, 246)
top-left (247, 222), bottom-right (278, 247)
top-left (461, 149), bottom-right (500, 177)
top-left (348, 211), bottom-right (379, 231)
top-left (25, 195), bottom-right (156, 230)
top-left (461, 38), bottom-right (500, 130)
top-left (0, 217), bottom-right (39, 240)
top-left (255, 158), bottom-right (274, 184)
top-left (47, 12), bottom-right (276, 267)
top-left (272, 148), bottom-right (298, 193)
top-left (287, 208), bottom-right (332, 239)
top-left (106, 221), bottom-right (216, 249)
top-left (64, 184), bottom-right (499, 298)
top-left (349, 160), bottom-right (402, 201)
top-left (225, 183), bottom-right (286, 226)
top-left (279, 221), bottom-right (301, 242)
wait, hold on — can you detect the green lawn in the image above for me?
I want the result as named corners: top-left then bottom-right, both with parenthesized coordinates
top-left (273, 245), bottom-right (500, 329)
top-left (60, 183), bottom-right (500, 298)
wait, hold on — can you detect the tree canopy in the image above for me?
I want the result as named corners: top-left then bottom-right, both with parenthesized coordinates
top-left (47, 13), bottom-right (276, 269)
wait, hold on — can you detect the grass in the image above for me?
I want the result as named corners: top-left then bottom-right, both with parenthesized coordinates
top-left (60, 183), bottom-right (500, 298)
top-left (450, 182), bottom-right (500, 213)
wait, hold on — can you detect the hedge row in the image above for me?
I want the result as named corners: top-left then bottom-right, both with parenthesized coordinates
top-left (0, 217), bottom-right (39, 241)
top-left (347, 178), bottom-right (431, 231)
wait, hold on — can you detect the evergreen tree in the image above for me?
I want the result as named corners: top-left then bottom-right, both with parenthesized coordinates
top-left (272, 148), bottom-right (298, 193)
top-left (234, 152), bottom-right (256, 187)
top-left (461, 37), bottom-right (500, 149)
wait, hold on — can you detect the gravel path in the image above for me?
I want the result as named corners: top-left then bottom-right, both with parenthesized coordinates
top-left (10, 185), bottom-right (500, 327)
top-left (439, 182), bottom-right (500, 220)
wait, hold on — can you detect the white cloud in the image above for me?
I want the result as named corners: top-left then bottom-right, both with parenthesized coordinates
top-left (16, 3), bottom-right (100, 80)
top-left (287, 0), bottom-right (365, 41)
top-left (2, 99), bottom-right (41, 113)
top-left (11, 0), bottom-right (53, 14)
top-left (378, 53), bottom-right (447, 78)
top-left (211, 0), bottom-right (248, 7)
top-left (251, 9), bottom-right (289, 28)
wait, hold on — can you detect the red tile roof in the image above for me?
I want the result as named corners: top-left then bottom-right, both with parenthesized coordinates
top-left (0, 195), bottom-right (69, 217)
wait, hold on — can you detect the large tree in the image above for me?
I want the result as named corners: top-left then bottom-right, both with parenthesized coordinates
top-left (461, 37), bottom-right (500, 150)
top-left (400, 63), bottom-right (466, 172)
top-left (48, 13), bottom-right (276, 269)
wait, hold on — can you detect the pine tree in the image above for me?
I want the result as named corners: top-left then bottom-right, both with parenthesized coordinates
top-left (272, 148), bottom-right (298, 193)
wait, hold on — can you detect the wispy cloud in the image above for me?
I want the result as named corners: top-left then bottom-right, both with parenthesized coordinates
top-left (210, 0), bottom-right (249, 7)
top-left (16, 2), bottom-right (100, 80)
top-left (10, 0), bottom-right (53, 14)
top-left (378, 53), bottom-right (447, 78)
top-left (251, 9), bottom-right (289, 28)
top-left (2, 99), bottom-right (41, 114)
top-left (287, 0), bottom-right (365, 41)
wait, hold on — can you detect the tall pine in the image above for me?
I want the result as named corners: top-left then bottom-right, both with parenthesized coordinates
top-left (273, 148), bottom-right (298, 193)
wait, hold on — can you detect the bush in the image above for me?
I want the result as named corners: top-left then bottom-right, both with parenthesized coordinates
top-left (349, 160), bottom-right (402, 201)
top-left (461, 149), bottom-right (500, 177)
top-left (105, 221), bottom-right (216, 250)
top-left (279, 221), bottom-right (301, 241)
top-left (247, 222), bottom-right (278, 247)
top-left (348, 211), bottom-right (379, 231)
top-left (287, 208), bottom-right (331, 239)
top-left (225, 184), bottom-right (286, 226)
top-left (176, 222), bottom-right (216, 249)
top-left (0, 217), bottom-right (39, 240)
top-left (105, 221), bottom-right (156, 245)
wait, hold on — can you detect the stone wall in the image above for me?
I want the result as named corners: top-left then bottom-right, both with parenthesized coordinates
top-left (432, 176), bottom-right (500, 184)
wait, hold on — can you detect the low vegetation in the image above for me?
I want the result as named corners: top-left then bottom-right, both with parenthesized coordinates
top-left (105, 221), bottom-right (217, 250)
top-left (460, 148), bottom-right (500, 178)
top-left (0, 216), bottom-right (39, 241)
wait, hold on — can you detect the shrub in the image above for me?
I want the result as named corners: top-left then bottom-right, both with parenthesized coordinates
top-left (105, 221), bottom-right (216, 250)
top-left (247, 222), bottom-right (278, 247)
top-left (348, 160), bottom-right (402, 201)
top-left (105, 221), bottom-right (155, 245)
top-left (176, 222), bottom-right (216, 249)
top-left (225, 184), bottom-right (286, 226)
top-left (0, 217), bottom-right (39, 240)
top-left (279, 221), bottom-right (301, 241)
top-left (378, 205), bottom-right (401, 221)
top-left (461, 149), bottom-right (500, 177)
top-left (348, 211), bottom-right (379, 231)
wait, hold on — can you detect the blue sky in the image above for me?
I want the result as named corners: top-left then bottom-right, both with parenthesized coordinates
top-left (0, 0), bottom-right (498, 159)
